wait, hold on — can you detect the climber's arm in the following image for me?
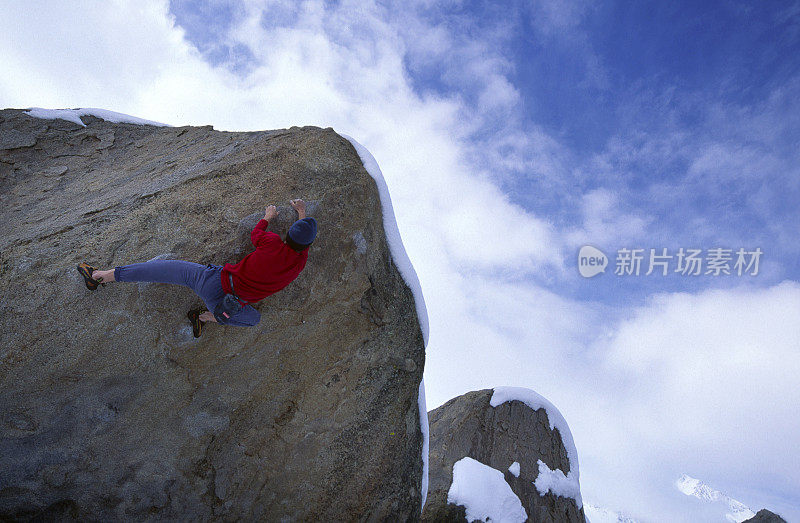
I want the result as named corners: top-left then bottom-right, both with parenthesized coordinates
top-left (251, 205), bottom-right (280, 248)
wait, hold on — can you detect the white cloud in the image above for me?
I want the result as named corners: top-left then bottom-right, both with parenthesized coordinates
top-left (604, 282), bottom-right (800, 452)
top-left (575, 281), bottom-right (800, 520)
top-left (0, 1), bottom-right (192, 110)
top-left (565, 188), bottom-right (651, 249)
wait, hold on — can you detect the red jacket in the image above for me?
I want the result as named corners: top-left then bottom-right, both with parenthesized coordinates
top-left (220, 219), bottom-right (309, 303)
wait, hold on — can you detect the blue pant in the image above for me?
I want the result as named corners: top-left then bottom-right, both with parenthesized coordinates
top-left (114, 260), bottom-right (261, 327)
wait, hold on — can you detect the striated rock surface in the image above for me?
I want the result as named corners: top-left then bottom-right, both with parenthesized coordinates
top-left (0, 109), bottom-right (426, 520)
top-left (422, 389), bottom-right (584, 523)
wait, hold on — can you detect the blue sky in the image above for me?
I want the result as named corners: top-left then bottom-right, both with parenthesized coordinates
top-left (399, 0), bottom-right (800, 305)
top-left (3, 1), bottom-right (800, 520)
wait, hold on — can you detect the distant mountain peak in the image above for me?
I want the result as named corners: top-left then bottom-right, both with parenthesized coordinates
top-left (675, 474), bottom-right (755, 522)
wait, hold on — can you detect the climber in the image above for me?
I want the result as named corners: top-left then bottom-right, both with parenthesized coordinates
top-left (77, 199), bottom-right (317, 338)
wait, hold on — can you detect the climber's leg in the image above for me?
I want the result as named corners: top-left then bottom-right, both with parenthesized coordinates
top-left (104, 261), bottom-right (260, 329)
top-left (113, 260), bottom-right (206, 291)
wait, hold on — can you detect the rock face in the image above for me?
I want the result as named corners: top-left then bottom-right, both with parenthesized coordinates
top-left (743, 509), bottom-right (788, 523)
top-left (0, 109), bottom-right (426, 520)
top-left (422, 389), bottom-right (584, 522)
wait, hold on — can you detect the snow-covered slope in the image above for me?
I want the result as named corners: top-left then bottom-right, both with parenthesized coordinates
top-left (676, 474), bottom-right (755, 522)
top-left (584, 504), bottom-right (639, 523)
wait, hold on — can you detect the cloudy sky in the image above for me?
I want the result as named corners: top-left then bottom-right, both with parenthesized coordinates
top-left (2, 1), bottom-right (799, 520)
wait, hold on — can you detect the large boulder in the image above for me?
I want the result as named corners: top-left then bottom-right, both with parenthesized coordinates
top-left (0, 109), bottom-right (426, 520)
top-left (422, 388), bottom-right (584, 522)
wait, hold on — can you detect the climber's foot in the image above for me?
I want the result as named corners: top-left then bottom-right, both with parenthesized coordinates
top-left (77, 263), bottom-right (105, 290)
top-left (188, 309), bottom-right (205, 338)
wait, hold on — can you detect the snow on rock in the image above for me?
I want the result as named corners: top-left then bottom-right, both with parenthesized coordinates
top-left (418, 378), bottom-right (430, 508)
top-left (423, 389), bottom-right (585, 522)
top-left (24, 107), bottom-right (169, 128)
top-left (490, 386), bottom-right (581, 485)
top-left (447, 457), bottom-right (528, 523)
top-left (342, 135), bottom-right (429, 344)
top-left (534, 459), bottom-right (583, 509)
top-left (343, 135), bottom-right (430, 510)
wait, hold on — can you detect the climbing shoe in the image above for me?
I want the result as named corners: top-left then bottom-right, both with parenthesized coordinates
top-left (77, 262), bottom-right (105, 291)
top-left (188, 309), bottom-right (205, 338)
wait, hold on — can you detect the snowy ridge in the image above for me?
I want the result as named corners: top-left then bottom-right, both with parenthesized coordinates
top-left (490, 386), bottom-right (582, 508)
top-left (675, 474), bottom-right (755, 522)
top-left (24, 107), bottom-right (169, 127)
top-left (447, 457), bottom-right (527, 523)
top-left (342, 135), bottom-right (431, 510)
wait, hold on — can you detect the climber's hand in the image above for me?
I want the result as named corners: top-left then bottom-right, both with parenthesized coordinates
top-left (264, 205), bottom-right (278, 222)
top-left (290, 199), bottom-right (306, 219)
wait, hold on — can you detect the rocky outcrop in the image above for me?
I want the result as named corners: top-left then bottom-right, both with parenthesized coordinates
top-left (422, 388), bottom-right (584, 523)
top-left (0, 109), bottom-right (426, 520)
top-left (743, 509), bottom-right (788, 523)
